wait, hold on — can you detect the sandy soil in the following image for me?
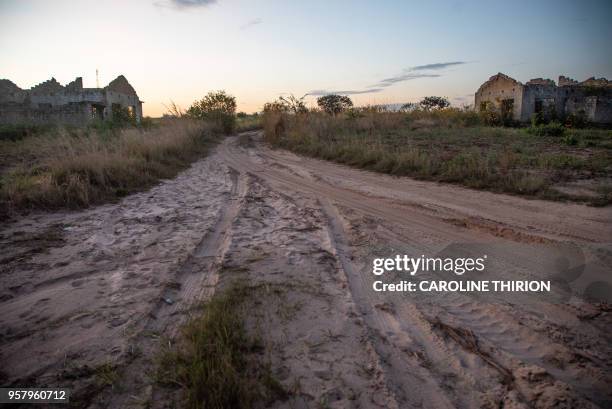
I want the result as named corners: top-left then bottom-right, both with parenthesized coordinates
top-left (1, 132), bottom-right (611, 408)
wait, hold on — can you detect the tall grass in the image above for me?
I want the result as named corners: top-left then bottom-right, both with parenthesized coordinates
top-left (263, 109), bottom-right (612, 204)
top-left (0, 119), bottom-right (218, 215)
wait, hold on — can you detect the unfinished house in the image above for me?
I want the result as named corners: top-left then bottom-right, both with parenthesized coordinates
top-left (475, 73), bottom-right (612, 124)
top-left (0, 75), bottom-right (143, 126)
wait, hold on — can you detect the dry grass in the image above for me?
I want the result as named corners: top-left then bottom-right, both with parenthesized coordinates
top-left (263, 110), bottom-right (612, 204)
top-left (0, 119), bottom-right (219, 215)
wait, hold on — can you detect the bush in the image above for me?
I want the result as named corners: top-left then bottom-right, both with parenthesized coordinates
top-left (187, 90), bottom-right (237, 134)
top-left (526, 122), bottom-right (566, 137)
top-left (478, 102), bottom-right (502, 126)
top-left (564, 112), bottom-right (588, 129)
top-left (317, 94), bottom-right (353, 115)
top-left (563, 133), bottom-right (578, 146)
top-left (111, 105), bottom-right (137, 127)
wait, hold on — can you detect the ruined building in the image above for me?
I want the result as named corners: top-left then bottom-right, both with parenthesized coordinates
top-left (475, 73), bottom-right (612, 124)
top-left (0, 75), bottom-right (143, 126)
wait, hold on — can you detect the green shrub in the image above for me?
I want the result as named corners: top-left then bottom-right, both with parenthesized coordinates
top-left (564, 112), bottom-right (588, 129)
top-left (111, 105), bottom-right (137, 127)
top-left (187, 90), bottom-right (237, 134)
top-left (526, 122), bottom-right (565, 137)
top-left (563, 133), bottom-right (578, 146)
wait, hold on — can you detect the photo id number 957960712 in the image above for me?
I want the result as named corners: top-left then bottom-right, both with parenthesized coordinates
top-left (0, 388), bottom-right (70, 404)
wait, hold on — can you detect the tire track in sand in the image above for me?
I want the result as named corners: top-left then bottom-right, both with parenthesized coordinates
top-left (87, 169), bottom-right (248, 409)
top-left (320, 198), bottom-right (458, 408)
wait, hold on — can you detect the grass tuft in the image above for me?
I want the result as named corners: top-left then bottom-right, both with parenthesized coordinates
top-left (157, 285), bottom-right (286, 409)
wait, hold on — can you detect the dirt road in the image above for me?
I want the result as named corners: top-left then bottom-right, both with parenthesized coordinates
top-left (1, 132), bottom-right (611, 408)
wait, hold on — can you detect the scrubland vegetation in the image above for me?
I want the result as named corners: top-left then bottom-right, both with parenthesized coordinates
top-left (0, 119), bottom-right (218, 215)
top-left (263, 97), bottom-right (612, 205)
top-left (0, 90), bottom-right (249, 216)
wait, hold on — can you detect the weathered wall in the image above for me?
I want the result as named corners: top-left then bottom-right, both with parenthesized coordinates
top-left (104, 90), bottom-right (142, 122)
top-left (474, 73), bottom-right (524, 121)
top-left (0, 101), bottom-right (90, 125)
top-left (562, 86), bottom-right (612, 124)
top-left (521, 80), bottom-right (559, 122)
top-left (475, 73), bottom-right (612, 124)
top-left (0, 75), bottom-right (143, 126)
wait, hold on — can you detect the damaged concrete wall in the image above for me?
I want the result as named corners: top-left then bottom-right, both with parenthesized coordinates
top-left (474, 73), bottom-right (524, 121)
top-left (521, 79), bottom-right (559, 122)
top-left (475, 73), bottom-right (612, 124)
top-left (0, 75), bottom-right (143, 126)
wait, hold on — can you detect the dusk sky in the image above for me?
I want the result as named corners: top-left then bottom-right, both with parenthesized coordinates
top-left (1, 0), bottom-right (611, 116)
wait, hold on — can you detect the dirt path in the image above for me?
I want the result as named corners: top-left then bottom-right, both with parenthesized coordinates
top-left (1, 132), bottom-right (610, 408)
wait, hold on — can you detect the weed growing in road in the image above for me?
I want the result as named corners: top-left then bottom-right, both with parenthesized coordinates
top-left (156, 284), bottom-right (286, 409)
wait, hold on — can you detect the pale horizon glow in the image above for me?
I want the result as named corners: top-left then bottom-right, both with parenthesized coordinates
top-left (1, 0), bottom-right (611, 116)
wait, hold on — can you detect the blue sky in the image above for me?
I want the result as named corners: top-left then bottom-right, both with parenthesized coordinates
top-left (1, 0), bottom-right (611, 115)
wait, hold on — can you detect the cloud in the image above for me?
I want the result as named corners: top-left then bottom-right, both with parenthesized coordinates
top-left (240, 18), bottom-right (262, 30)
top-left (309, 61), bottom-right (469, 96)
top-left (374, 73), bottom-right (441, 88)
top-left (408, 61), bottom-right (466, 71)
top-left (370, 61), bottom-right (468, 88)
top-left (154, 0), bottom-right (216, 9)
top-left (306, 88), bottom-right (384, 96)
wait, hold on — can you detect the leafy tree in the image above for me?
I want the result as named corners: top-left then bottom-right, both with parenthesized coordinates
top-left (187, 90), bottom-right (237, 134)
top-left (316, 94), bottom-right (353, 115)
top-left (419, 96), bottom-right (450, 110)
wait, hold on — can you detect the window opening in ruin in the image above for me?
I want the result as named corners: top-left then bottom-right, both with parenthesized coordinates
top-left (91, 104), bottom-right (104, 120)
top-left (501, 99), bottom-right (514, 121)
top-left (534, 99), bottom-right (543, 114)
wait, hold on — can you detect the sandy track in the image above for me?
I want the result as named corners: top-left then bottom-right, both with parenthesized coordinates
top-left (217, 133), bottom-right (611, 408)
top-left (1, 132), bottom-right (610, 408)
top-left (0, 157), bottom-right (234, 406)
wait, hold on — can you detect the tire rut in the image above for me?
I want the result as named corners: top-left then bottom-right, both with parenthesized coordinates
top-left (87, 169), bottom-right (248, 409)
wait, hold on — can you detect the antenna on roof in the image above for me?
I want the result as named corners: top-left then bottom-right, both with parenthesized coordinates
top-left (96, 69), bottom-right (99, 88)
